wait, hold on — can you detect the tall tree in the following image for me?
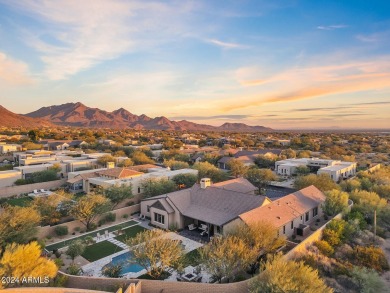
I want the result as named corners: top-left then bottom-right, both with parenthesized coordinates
top-left (249, 253), bottom-right (332, 293)
top-left (323, 189), bottom-right (349, 216)
top-left (245, 168), bottom-right (277, 194)
top-left (140, 178), bottom-right (177, 198)
top-left (66, 240), bottom-right (86, 264)
top-left (0, 242), bottom-right (58, 289)
top-left (229, 221), bottom-right (286, 275)
top-left (200, 235), bottom-right (256, 283)
top-left (71, 194), bottom-right (110, 230)
top-left (172, 173), bottom-right (197, 189)
top-left (126, 229), bottom-right (183, 279)
top-left (0, 206), bottom-right (41, 248)
top-left (103, 184), bottom-right (133, 208)
top-left (192, 162), bottom-right (228, 183)
top-left (227, 159), bottom-right (248, 178)
top-left (294, 173), bottom-right (340, 192)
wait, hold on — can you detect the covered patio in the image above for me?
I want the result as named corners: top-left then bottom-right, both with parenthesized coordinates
top-left (179, 216), bottom-right (223, 243)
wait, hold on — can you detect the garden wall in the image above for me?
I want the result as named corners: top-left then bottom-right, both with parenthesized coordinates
top-left (60, 271), bottom-right (250, 293)
top-left (38, 204), bottom-right (140, 239)
top-left (284, 199), bottom-right (353, 260)
top-left (0, 179), bottom-right (67, 198)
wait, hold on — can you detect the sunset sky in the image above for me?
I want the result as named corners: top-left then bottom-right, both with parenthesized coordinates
top-left (0, 0), bottom-right (389, 129)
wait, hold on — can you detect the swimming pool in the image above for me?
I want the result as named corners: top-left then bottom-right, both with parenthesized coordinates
top-left (108, 252), bottom-right (144, 274)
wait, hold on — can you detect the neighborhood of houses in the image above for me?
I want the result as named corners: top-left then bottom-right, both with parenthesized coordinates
top-left (0, 136), bottom-right (367, 291)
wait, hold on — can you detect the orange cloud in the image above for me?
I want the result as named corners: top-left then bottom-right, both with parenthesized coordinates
top-left (222, 57), bottom-right (390, 112)
top-left (0, 52), bottom-right (33, 85)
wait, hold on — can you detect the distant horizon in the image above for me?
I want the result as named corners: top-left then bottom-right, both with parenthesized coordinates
top-left (1, 1), bottom-right (389, 129)
top-left (1, 101), bottom-right (389, 132)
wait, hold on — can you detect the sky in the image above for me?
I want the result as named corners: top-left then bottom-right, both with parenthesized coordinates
top-left (0, 0), bottom-right (390, 129)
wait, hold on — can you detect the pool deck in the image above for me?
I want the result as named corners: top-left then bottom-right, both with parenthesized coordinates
top-left (81, 231), bottom-right (204, 279)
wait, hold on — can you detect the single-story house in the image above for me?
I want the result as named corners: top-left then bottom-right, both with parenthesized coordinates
top-left (140, 178), bottom-right (271, 235)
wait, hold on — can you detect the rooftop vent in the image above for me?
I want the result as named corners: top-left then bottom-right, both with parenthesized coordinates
top-left (200, 178), bottom-right (211, 189)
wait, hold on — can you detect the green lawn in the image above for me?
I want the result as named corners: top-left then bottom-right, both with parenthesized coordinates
top-left (81, 241), bottom-right (123, 262)
top-left (114, 225), bottom-right (146, 243)
top-left (181, 248), bottom-right (202, 267)
top-left (6, 197), bottom-right (33, 207)
top-left (45, 220), bottom-right (138, 251)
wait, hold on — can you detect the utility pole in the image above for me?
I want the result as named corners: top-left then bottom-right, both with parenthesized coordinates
top-left (374, 209), bottom-right (377, 244)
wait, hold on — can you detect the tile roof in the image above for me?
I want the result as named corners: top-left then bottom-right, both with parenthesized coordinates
top-left (213, 178), bottom-right (257, 194)
top-left (142, 179), bottom-right (267, 226)
top-left (127, 164), bottom-right (162, 171)
top-left (239, 185), bottom-right (326, 227)
top-left (150, 200), bottom-right (175, 214)
top-left (95, 167), bottom-right (144, 179)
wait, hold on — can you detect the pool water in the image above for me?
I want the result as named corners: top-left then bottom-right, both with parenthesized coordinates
top-left (108, 252), bottom-right (144, 274)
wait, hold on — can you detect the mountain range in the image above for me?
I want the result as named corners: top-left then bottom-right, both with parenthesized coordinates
top-left (0, 105), bottom-right (53, 128)
top-left (0, 102), bottom-right (273, 132)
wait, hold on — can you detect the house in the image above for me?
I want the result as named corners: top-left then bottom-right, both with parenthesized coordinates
top-left (275, 158), bottom-right (357, 181)
top-left (218, 149), bottom-right (282, 170)
top-left (0, 143), bottom-right (22, 154)
top-left (140, 178), bottom-right (271, 235)
top-left (239, 185), bottom-right (326, 238)
top-left (68, 140), bottom-right (88, 148)
top-left (190, 153), bottom-right (204, 164)
top-left (67, 165), bottom-right (196, 195)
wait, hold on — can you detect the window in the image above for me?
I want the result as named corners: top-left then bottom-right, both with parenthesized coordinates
top-left (154, 213), bottom-right (165, 224)
top-left (313, 207), bottom-right (318, 217)
top-left (147, 205), bottom-right (150, 213)
top-left (138, 187), bottom-right (141, 194)
top-left (290, 221), bottom-right (294, 229)
top-left (305, 212), bottom-right (309, 222)
top-left (283, 225), bottom-right (286, 234)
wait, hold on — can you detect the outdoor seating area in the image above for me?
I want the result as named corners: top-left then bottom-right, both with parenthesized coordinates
top-left (167, 265), bottom-right (210, 283)
top-left (28, 189), bottom-right (53, 197)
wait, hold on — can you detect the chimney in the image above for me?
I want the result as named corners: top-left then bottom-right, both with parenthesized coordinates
top-left (200, 178), bottom-right (211, 189)
top-left (106, 161), bottom-right (115, 169)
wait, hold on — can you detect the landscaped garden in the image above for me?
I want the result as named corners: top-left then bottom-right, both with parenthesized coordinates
top-left (81, 240), bottom-right (123, 262)
top-left (114, 225), bottom-right (146, 243)
top-left (46, 220), bottom-right (138, 251)
top-left (4, 196), bottom-right (33, 207)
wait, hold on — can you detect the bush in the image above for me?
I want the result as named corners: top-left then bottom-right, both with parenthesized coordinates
top-left (123, 214), bottom-right (129, 219)
top-left (351, 246), bottom-right (390, 272)
top-left (314, 240), bottom-right (334, 257)
top-left (54, 225), bottom-right (69, 236)
top-left (105, 212), bottom-right (116, 222)
top-left (98, 219), bottom-right (106, 226)
top-left (54, 258), bottom-right (64, 268)
top-left (351, 266), bottom-right (385, 293)
top-left (101, 264), bottom-right (123, 278)
top-left (50, 275), bottom-right (68, 287)
top-left (67, 264), bottom-right (83, 275)
top-left (74, 227), bottom-right (81, 232)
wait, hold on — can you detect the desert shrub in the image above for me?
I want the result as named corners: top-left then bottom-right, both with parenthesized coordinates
top-left (350, 246), bottom-right (390, 272)
top-left (67, 264), bottom-right (83, 275)
top-left (350, 266), bottom-right (385, 293)
top-left (101, 264), bottom-right (123, 278)
top-left (54, 258), bottom-right (64, 268)
top-left (54, 225), bottom-right (68, 236)
top-left (314, 240), bottom-right (334, 257)
top-left (105, 212), bottom-right (116, 222)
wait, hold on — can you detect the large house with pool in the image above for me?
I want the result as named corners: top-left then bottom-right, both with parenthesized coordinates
top-left (140, 178), bottom-right (326, 238)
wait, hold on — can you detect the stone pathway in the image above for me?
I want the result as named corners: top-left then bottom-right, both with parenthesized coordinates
top-left (108, 237), bottom-right (128, 250)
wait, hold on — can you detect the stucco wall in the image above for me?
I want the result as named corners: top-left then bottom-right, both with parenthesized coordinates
top-left (59, 271), bottom-right (249, 293)
top-left (38, 204), bottom-right (140, 239)
top-left (0, 179), bottom-right (67, 198)
top-left (284, 212), bottom-right (343, 260)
